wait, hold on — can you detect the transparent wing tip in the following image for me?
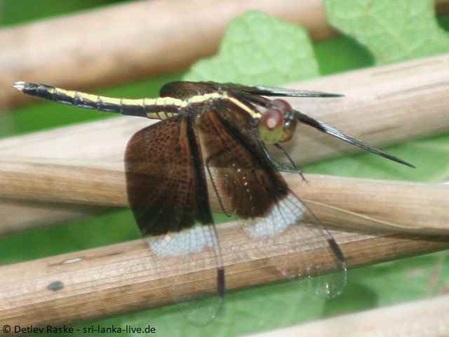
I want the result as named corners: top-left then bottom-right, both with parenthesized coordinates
top-left (182, 294), bottom-right (224, 326)
top-left (305, 264), bottom-right (347, 299)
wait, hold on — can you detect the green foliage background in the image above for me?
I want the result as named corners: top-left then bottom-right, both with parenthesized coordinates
top-left (1, 1), bottom-right (449, 336)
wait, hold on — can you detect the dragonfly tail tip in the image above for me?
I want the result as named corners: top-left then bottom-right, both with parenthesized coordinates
top-left (12, 81), bottom-right (27, 91)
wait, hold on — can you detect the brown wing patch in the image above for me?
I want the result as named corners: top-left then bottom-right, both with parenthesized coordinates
top-left (125, 116), bottom-right (197, 236)
top-left (160, 81), bottom-right (221, 99)
top-left (196, 101), bottom-right (288, 219)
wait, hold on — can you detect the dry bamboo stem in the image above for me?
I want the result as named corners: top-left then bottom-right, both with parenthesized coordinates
top-left (286, 174), bottom-right (449, 235)
top-left (243, 293), bottom-right (449, 337)
top-left (0, 0), bottom-right (334, 109)
top-left (1, 223), bottom-right (449, 327)
top-left (0, 200), bottom-right (107, 235)
top-left (2, 52), bottom-right (448, 165)
top-left (0, 154), bottom-right (448, 236)
top-left (2, 0), bottom-right (449, 109)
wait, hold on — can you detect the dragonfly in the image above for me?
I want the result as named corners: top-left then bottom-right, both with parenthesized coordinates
top-left (13, 80), bottom-right (413, 324)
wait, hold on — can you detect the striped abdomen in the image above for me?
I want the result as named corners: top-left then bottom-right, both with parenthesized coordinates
top-left (13, 82), bottom-right (181, 120)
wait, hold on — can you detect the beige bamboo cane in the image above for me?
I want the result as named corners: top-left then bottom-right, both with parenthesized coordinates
top-left (0, 201), bottom-right (107, 234)
top-left (1, 0), bottom-right (449, 109)
top-left (0, 154), bottom-right (447, 236)
top-left (0, 0), bottom-right (333, 109)
top-left (1, 222), bottom-right (449, 327)
top-left (3, 52), bottom-right (449, 165)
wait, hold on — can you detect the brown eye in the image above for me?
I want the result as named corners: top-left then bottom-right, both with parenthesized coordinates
top-left (271, 99), bottom-right (292, 112)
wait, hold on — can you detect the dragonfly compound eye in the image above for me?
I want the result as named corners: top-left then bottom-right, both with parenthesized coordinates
top-left (258, 99), bottom-right (296, 144)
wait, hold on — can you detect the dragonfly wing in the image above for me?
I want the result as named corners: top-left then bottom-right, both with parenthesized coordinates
top-left (125, 116), bottom-right (224, 325)
top-left (197, 101), bottom-right (347, 297)
top-left (223, 83), bottom-right (343, 98)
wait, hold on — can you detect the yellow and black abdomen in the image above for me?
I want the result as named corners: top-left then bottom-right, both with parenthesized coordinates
top-left (13, 81), bottom-right (180, 120)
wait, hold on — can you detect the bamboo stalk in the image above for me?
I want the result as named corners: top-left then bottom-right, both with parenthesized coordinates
top-left (3, 52), bottom-right (449, 165)
top-left (0, 155), bottom-right (447, 236)
top-left (286, 174), bottom-right (449, 235)
top-left (0, 0), bottom-right (334, 109)
top-left (2, 0), bottom-right (449, 109)
top-left (1, 222), bottom-right (449, 327)
top-left (242, 293), bottom-right (449, 337)
top-left (0, 200), bottom-right (107, 235)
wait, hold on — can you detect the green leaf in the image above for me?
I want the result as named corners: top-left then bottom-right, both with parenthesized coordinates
top-left (185, 11), bottom-right (319, 85)
top-left (324, 0), bottom-right (449, 64)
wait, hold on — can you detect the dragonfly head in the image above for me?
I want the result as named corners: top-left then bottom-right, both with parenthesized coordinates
top-left (258, 99), bottom-right (297, 144)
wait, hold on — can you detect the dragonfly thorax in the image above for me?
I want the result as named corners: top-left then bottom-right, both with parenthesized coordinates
top-left (258, 99), bottom-right (297, 144)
